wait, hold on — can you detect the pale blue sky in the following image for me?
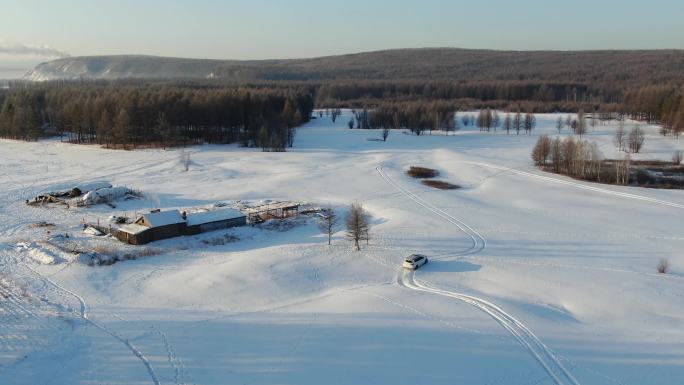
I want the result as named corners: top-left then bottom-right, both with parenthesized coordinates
top-left (1, 0), bottom-right (683, 63)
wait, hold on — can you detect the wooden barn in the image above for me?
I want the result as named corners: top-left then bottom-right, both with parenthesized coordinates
top-left (185, 208), bottom-right (247, 235)
top-left (134, 210), bottom-right (186, 242)
top-left (113, 208), bottom-right (247, 245)
top-left (115, 223), bottom-right (152, 245)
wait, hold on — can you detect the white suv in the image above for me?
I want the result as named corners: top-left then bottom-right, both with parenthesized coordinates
top-left (402, 254), bottom-right (428, 270)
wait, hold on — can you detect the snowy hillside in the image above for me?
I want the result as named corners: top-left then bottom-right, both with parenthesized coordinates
top-left (23, 55), bottom-right (225, 81)
top-left (1, 111), bottom-right (683, 385)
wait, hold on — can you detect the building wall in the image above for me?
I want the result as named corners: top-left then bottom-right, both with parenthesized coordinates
top-left (148, 223), bottom-right (186, 242)
top-left (115, 229), bottom-right (152, 245)
top-left (117, 216), bottom-right (246, 245)
top-left (185, 217), bottom-right (247, 235)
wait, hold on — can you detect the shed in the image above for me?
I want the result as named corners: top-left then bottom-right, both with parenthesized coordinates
top-left (134, 210), bottom-right (186, 242)
top-left (185, 208), bottom-right (247, 235)
top-left (115, 223), bottom-right (152, 245)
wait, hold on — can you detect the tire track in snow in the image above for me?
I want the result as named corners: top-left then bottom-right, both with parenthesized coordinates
top-left (376, 166), bottom-right (485, 258)
top-left (399, 269), bottom-right (580, 385)
top-left (377, 165), bottom-right (580, 385)
top-left (21, 262), bottom-right (161, 385)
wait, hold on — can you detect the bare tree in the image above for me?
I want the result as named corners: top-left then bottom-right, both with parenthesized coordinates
top-left (532, 135), bottom-right (552, 166)
top-left (503, 113), bottom-right (512, 134)
top-left (514, 111), bottom-right (523, 135)
top-left (491, 111), bottom-right (501, 131)
top-left (345, 203), bottom-right (370, 251)
top-left (627, 126), bottom-right (645, 153)
top-left (550, 137), bottom-right (562, 173)
top-left (331, 108), bottom-right (341, 123)
top-left (657, 258), bottom-right (669, 274)
top-left (448, 112), bottom-right (460, 135)
top-left (565, 115), bottom-right (573, 129)
top-left (382, 127), bottom-right (390, 141)
top-left (318, 206), bottom-right (339, 245)
top-left (180, 152), bottom-right (191, 172)
top-left (616, 152), bottom-right (631, 185)
top-left (576, 110), bottom-right (587, 137)
top-left (614, 120), bottom-right (626, 151)
top-left (556, 116), bottom-right (563, 134)
top-left (524, 112), bottom-right (536, 134)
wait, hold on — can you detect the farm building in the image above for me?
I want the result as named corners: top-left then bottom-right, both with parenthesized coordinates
top-left (115, 223), bottom-right (151, 245)
top-left (111, 208), bottom-right (248, 245)
top-left (185, 208), bottom-right (247, 235)
top-left (135, 210), bottom-right (186, 242)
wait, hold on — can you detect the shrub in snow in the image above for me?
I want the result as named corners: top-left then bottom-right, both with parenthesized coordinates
top-left (657, 258), bottom-right (669, 274)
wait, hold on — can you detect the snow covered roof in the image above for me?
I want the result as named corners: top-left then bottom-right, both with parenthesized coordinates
top-left (140, 210), bottom-right (185, 227)
top-left (119, 223), bottom-right (150, 235)
top-left (186, 208), bottom-right (245, 226)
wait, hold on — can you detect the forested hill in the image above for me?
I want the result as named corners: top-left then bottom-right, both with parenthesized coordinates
top-left (24, 48), bottom-right (684, 86)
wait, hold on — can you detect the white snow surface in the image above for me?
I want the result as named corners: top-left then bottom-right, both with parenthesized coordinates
top-left (1, 111), bottom-right (684, 385)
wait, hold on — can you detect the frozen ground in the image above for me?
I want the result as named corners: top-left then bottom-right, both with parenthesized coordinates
top-left (0, 111), bottom-right (683, 385)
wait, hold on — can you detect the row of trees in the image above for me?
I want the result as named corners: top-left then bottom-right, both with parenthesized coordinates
top-left (554, 112), bottom-right (588, 136)
top-left (364, 103), bottom-right (546, 137)
top-left (0, 82), bottom-right (314, 150)
top-left (316, 81), bottom-right (614, 108)
top-left (365, 101), bottom-right (457, 136)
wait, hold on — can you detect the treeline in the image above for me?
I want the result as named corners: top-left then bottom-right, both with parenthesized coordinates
top-left (318, 81), bottom-right (684, 134)
top-left (622, 85), bottom-right (684, 132)
top-left (0, 82), bottom-right (314, 150)
top-left (316, 80), bottom-right (608, 108)
top-left (362, 101), bottom-right (457, 135)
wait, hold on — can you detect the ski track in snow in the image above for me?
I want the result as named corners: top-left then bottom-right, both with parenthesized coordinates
top-left (21, 262), bottom-right (162, 385)
top-left (377, 165), bottom-right (580, 385)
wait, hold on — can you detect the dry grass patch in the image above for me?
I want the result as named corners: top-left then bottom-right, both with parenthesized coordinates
top-left (407, 166), bottom-right (439, 178)
top-left (421, 180), bottom-right (461, 190)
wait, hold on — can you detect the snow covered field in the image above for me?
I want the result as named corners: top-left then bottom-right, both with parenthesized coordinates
top-left (1, 111), bottom-right (683, 385)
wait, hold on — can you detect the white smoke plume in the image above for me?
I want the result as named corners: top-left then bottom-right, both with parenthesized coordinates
top-left (0, 43), bottom-right (70, 58)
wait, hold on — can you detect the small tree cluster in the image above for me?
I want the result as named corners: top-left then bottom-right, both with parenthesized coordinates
top-left (627, 126), bottom-right (645, 153)
top-left (533, 136), bottom-right (607, 181)
top-left (368, 101), bottom-right (456, 136)
top-left (330, 108), bottom-right (342, 123)
top-left (476, 109), bottom-right (500, 132)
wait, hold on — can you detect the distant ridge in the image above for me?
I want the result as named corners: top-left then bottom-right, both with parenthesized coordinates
top-left (23, 48), bottom-right (684, 85)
